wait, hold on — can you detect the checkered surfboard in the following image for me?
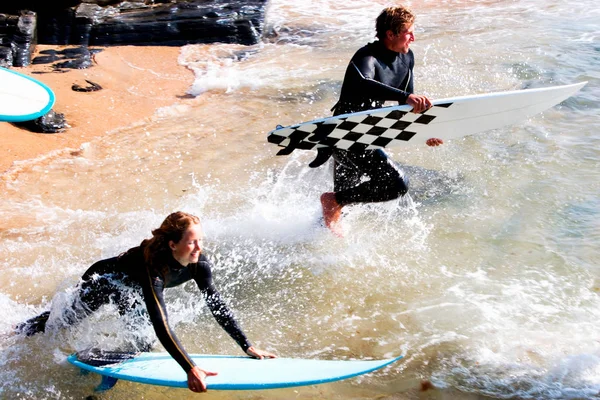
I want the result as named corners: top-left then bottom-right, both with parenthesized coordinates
top-left (267, 82), bottom-right (586, 156)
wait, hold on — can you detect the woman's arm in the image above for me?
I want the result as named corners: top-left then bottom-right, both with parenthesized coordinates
top-left (195, 260), bottom-right (253, 352)
top-left (142, 269), bottom-right (222, 392)
top-left (140, 269), bottom-right (196, 372)
top-left (195, 259), bottom-right (276, 360)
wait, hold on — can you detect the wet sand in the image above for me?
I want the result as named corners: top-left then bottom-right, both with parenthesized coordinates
top-left (0, 45), bottom-right (194, 178)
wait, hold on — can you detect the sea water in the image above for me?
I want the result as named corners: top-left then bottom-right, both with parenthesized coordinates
top-left (1, 0), bottom-right (599, 399)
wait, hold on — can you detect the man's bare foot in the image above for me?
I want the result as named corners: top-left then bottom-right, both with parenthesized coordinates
top-left (426, 137), bottom-right (443, 146)
top-left (320, 192), bottom-right (343, 237)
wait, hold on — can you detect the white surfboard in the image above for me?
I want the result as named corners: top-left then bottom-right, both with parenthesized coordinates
top-left (0, 67), bottom-right (55, 122)
top-left (267, 82), bottom-right (586, 155)
top-left (68, 350), bottom-right (403, 392)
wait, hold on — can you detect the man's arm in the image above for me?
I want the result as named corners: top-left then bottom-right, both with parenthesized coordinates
top-left (348, 61), bottom-right (411, 103)
top-left (353, 60), bottom-right (431, 113)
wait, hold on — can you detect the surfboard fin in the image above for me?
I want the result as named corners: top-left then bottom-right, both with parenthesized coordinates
top-left (276, 146), bottom-right (295, 156)
top-left (95, 375), bottom-right (119, 392)
top-left (308, 147), bottom-right (334, 168)
top-left (276, 137), bottom-right (302, 156)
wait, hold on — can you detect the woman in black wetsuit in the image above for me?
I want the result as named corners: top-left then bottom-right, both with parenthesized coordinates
top-left (17, 211), bottom-right (276, 393)
top-left (318, 6), bottom-right (443, 236)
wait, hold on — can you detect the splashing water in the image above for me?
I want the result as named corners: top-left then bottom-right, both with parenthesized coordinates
top-left (1, 0), bottom-right (599, 398)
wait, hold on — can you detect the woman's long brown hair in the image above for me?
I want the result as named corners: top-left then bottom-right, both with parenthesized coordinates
top-left (141, 211), bottom-right (201, 272)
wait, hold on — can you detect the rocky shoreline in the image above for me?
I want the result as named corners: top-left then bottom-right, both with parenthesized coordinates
top-left (1, 0), bottom-right (269, 134)
top-left (0, 0), bottom-right (269, 67)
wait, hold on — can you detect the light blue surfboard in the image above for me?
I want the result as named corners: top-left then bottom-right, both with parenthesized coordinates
top-left (0, 66), bottom-right (55, 122)
top-left (68, 350), bottom-right (403, 392)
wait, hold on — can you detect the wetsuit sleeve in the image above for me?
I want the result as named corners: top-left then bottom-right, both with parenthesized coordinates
top-left (141, 269), bottom-right (197, 373)
top-left (350, 57), bottom-right (411, 103)
top-left (194, 259), bottom-right (252, 352)
top-left (404, 56), bottom-right (414, 96)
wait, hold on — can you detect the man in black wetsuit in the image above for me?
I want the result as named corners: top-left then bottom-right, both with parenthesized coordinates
top-left (318, 6), bottom-right (443, 236)
top-left (16, 211), bottom-right (276, 393)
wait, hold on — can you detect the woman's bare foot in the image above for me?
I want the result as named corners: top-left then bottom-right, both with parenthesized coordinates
top-left (320, 192), bottom-right (343, 237)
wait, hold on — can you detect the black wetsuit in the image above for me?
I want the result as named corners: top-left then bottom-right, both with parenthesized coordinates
top-left (328, 40), bottom-right (413, 205)
top-left (17, 247), bottom-right (251, 374)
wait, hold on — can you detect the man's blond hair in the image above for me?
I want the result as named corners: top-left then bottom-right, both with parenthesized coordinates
top-left (375, 6), bottom-right (415, 39)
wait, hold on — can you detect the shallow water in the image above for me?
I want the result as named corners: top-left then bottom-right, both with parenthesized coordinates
top-left (1, 0), bottom-right (599, 399)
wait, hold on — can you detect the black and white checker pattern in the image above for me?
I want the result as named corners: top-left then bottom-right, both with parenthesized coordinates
top-left (268, 103), bottom-right (452, 155)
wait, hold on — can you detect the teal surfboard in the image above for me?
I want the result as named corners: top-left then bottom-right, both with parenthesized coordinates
top-left (68, 350), bottom-right (403, 392)
top-left (0, 67), bottom-right (55, 122)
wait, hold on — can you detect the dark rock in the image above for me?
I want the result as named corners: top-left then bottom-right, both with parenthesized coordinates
top-left (0, 11), bottom-right (37, 67)
top-left (13, 110), bottom-right (68, 133)
top-left (0, 46), bottom-right (13, 67)
top-left (0, 1), bottom-right (82, 14)
top-left (59, 46), bottom-right (102, 58)
top-left (12, 11), bottom-right (38, 67)
top-left (31, 46), bottom-right (102, 70)
top-left (36, 8), bottom-right (78, 46)
top-left (3, 1), bottom-right (267, 48)
top-left (72, 79), bottom-right (102, 92)
top-left (32, 53), bottom-right (61, 64)
top-left (77, 1), bottom-right (267, 46)
top-left (0, 14), bottom-right (18, 47)
top-left (53, 57), bottom-right (93, 69)
top-left (0, 0), bottom-right (268, 67)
